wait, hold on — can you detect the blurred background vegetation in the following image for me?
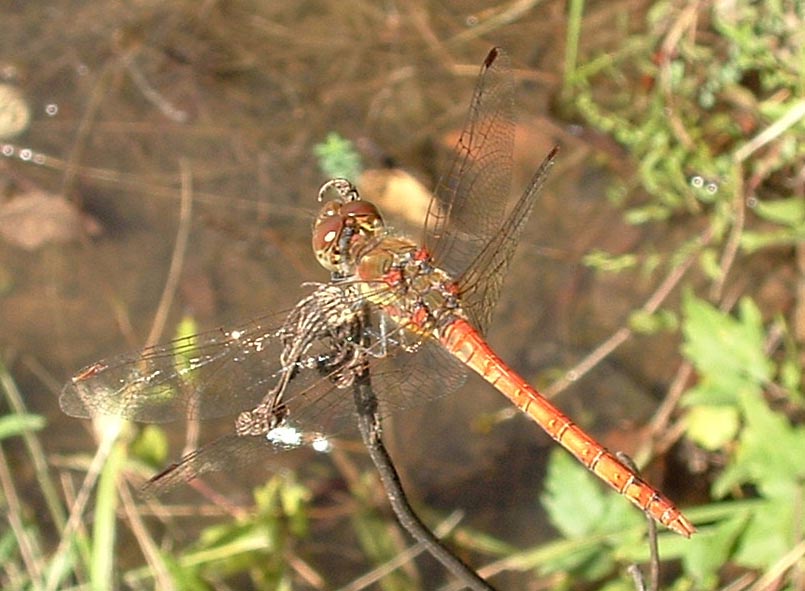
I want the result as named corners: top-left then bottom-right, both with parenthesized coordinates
top-left (1, 0), bottom-right (803, 589)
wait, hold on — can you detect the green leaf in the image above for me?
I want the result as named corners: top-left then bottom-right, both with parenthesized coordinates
top-left (130, 425), bottom-right (169, 468)
top-left (741, 228), bottom-right (805, 253)
top-left (752, 197), bottom-right (805, 227)
top-left (679, 512), bottom-right (747, 589)
top-left (347, 472), bottom-right (416, 591)
top-left (0, 413), bottom-right (45, 439)
top-left (92, 439), bottom-right (126, 591)
top-left (159, 554), bottom-right (208, 591)
top-left (625, 204), bottom-right (672, 224)
top-left (175, 315), bottom-right (199, 341)
top-left (781, 362), bottom-right (803, 399)
top-left (698, 248), bottom-right (722, 281)
top-left (681, 293), bottom-right (773, 407)
top-left (542, 448), bottom-right (609, 538)
top-left (628, 309), bottom-right (678, 334)
top-left (731, 499), bottom-right (795, 569)
top-left (541, 449), bottom-right (645, 579)
top-left (174, 315), bottom-right (199, 380)
top-left (714, 390), bottom-right (805, 500)
top-left (685, 404), bottom-right (740, 451)
top-left (582, 249), bottom-right (638, 273)
top-left (313, 132), bottom-right (363, 180)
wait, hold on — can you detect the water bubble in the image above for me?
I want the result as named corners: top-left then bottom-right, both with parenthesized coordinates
top-left (1, 143), bottom-right (13, 157)
top-left (45, 103), bottom-right (59, 116)
top-left (705, 181), bottom-right (719, 194)
top-left (312, 435), bottom-right (332, 453)
top-left (76, 63), bottom-right (89, 76)
top-left (465, 14), bottom-right (479, 26)
top-left (33, 152), bottom-right (46, 165)
top-left (746, 195), bottom-right (758, 208)
top-left (19, 148), bottom-right (32, 161)
top-left (690, 175), bottom-right (705, 188)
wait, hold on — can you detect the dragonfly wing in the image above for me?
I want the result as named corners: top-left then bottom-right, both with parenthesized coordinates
top-left (216, 309), bottom-right (471, 444)
top-left (140, 335), bottom-right (466, 492)
top-left (60, 314), bottom-right (293, 422)
top-left (370, 339), bottom-right (468, 416)
top-left (143, 433), bottom-right (280, 495)
top-left (60, 285), bottom-right (364, 423)
top-left (424, 47), bottom-right (515, 281)
top-left (458, 146), bottom-right (558, 333)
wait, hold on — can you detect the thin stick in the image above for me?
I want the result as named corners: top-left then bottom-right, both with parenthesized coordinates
top-left (351, 343), bottom-right (496, 590)
top-left (617, 452), bottom-right (660, 591)
top-left (144, 158), bottom-right (194, 348)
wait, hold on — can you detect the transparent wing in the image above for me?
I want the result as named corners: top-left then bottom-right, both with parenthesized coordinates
top-left (63, 280), bottom-right (472, 492)
top-left (424, 47), bottom-right (515, 285)
top-left (60, 284), bottom-right (373, 423)
top-left (144, 433), bottom-right (288, 495)
top-left (143, 341), bottom-right (470, 493)
top-left (458, 146), bottom-right (558, 332)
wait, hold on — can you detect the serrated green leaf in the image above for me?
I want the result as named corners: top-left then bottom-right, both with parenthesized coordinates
top-left (541, 449), bottom-right (646, 579)
top-left (313, 132), bottom-right (363, 180)
top-left (714, 390), bottom-right (805, 500)
top-left (542, 448), bottom-right (608, 538)
top-left (681, 293), bottom-right (772, 406)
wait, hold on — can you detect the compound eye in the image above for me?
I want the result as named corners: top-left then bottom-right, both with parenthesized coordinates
top-left (312, 202), bottom-right (347, 272)
top-left (312, 200), bottom-right (342, 248)
top-left (310, 197), bottom-right (385, 273)
top-left (340, 200), bottom-right (383, 239)
top-left (312, 213), bottom-right (343, 255)
top-left (340, 200), bottom-right (380, 219)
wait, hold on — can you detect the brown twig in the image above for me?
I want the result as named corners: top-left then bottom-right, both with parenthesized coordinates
top-left (352, 308), bottom-right (497, 591)
top-left (144, 159), bottom-right (194, 348)
top-left (618, 452), bottom-right (661, 591)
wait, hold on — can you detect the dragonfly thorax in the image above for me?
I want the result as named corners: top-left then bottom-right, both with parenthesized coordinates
top-left (356, 241), bottom-right (465, 335)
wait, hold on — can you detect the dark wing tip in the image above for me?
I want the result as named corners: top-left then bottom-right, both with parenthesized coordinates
top-left (484, 47), bottom-right (501, 68)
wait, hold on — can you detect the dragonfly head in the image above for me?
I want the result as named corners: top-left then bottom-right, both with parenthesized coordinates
top-left (313, 179), bottom-right (385, 274)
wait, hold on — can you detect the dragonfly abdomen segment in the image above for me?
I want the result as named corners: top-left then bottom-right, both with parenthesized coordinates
top-left (439, 317), bottom-right (695, 538)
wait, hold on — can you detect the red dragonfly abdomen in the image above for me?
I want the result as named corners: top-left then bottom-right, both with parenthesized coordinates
top-left (439, 317), bottom-right (695, 538)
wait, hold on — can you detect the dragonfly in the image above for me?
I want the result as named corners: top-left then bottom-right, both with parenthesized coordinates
top-left (61, 47), bottom-right (695, 538)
